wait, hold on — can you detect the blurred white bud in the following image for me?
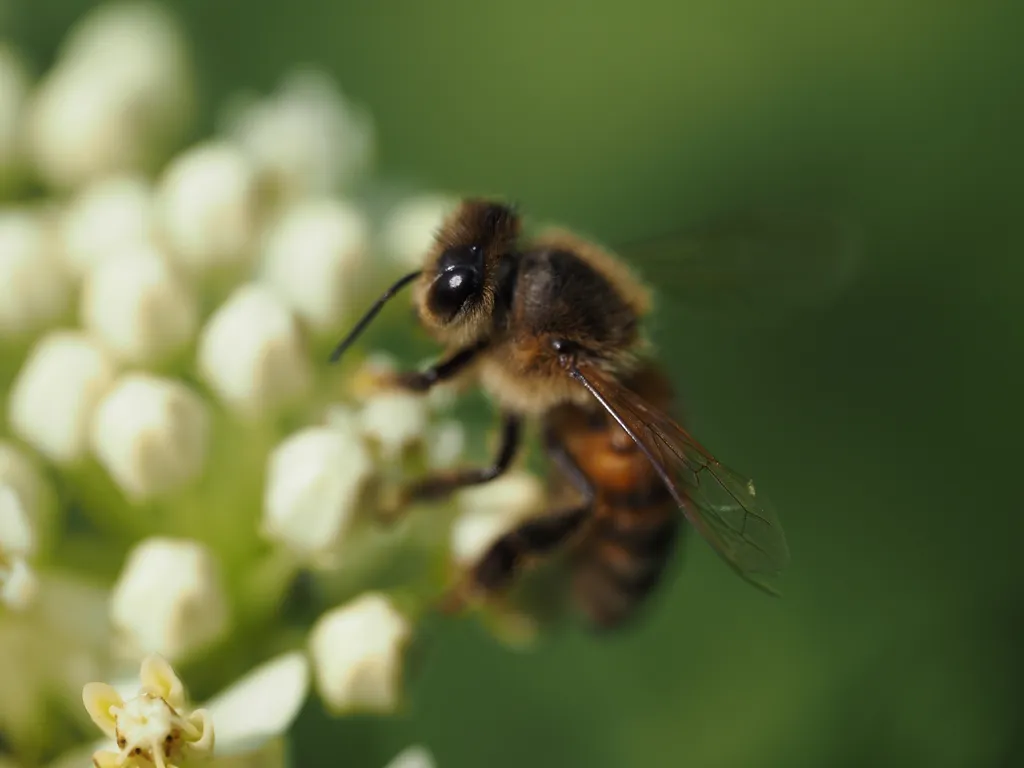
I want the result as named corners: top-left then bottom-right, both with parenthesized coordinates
top-left (309, 592), bottom-right (412, 714)
top-left (0, 556), bottom-right (38, 611)
top-left (0, 442), bottom-right (57, 551)
top-left (0, 486), bottom-right (38, 610)
top-left (81, 244), bottom-right (199, 364)
top-left (0, 45), bottom-right (31, 188)
top-left (60, 174), bottom-right (155, 275)
top-left (8, 332), bottom-right (117, 464)
top-left (0, 208), bottom-right (74, 337)
top-left (222, 68), bottom-right (374, 199)
top-left (384, 746), bottom-right (436, 768)
top-left (263, 424), bottom-right (374, 562)
top-left (27, 1), bottom-right (193, 190)
top-left (197, 284), bottom-right (313, 416)
top-left (382, 194), bottom-right (458, 269)
top-left (425, 420), bottom-right (466, 469)
top-left (110, 537), bottom-right (229, 662)
top-left (158, 141), bottom-right (258, 274)
top-left (260, 198), bottom-right (370, 331)
top-left (450, 471), bottom-right (546, 567)
top-left (359, 391), bottom-right (429, 461)
top-left (90, 374), bottom-right (210, 501)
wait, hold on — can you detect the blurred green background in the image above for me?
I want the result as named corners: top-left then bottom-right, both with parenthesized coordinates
top-left (6, 1), bottom-right (1024, 766)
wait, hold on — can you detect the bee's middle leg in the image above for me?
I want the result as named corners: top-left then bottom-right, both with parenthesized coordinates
top-left (375, 414), bottom-right (522, 525)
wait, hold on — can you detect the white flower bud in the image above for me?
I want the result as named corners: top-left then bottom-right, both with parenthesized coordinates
top-left (8, 332), bottom-right (117, 464)
top-left (0, 208), bottom-right (74, 337)
top-left (27, 62), bottom-right (137, 189)
top-left (58, 0), bottom-right (192, 111)
top-left (260, 198), bottom-right (370, 331)
top-left (263, 425), bottom-right (373, 562)
top-left (450, 471), bottom-right (546, 567)
top-left (222, 69), bottom-right (374, 198)
top-left (384, 746), bottom-right (436, 768)
top-left (309, 592), bottom-right (412, 714)
top-left (0, 556), bottom-right (38, 611)
top-left (0, 486), bottom-right (38, 610)
top-left (382, 194), bottom-right (458, 269)
top-left (0, 45), bottom-right (31, 189)
top-left (0, 442), bottom-right (56, 551)
top-left (90, 374), bottom-right (210, 501)
top-left (197, 284), bottom-right (313, 416)
top-left (359, 391), bottom-right (429, 461)
top-left (425, 420), bottom-right (466, 469)
top-left (60, 174), bottom-right (155, 276)
top-left (27, 1), bottom-right (193, 190)
top-left (81, 244), bottom-right (199, 364)
top-left (110, 537), bottom-right (229, 661)
top-left (158, 141), bottom-right (258, 274)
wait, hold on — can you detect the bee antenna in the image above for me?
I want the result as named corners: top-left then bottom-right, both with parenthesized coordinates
top-left (328, 270), bottom-right (422, 363)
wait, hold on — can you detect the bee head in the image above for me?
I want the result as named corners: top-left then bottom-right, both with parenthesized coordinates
top-left (415, 199), bottom-right (520, 344)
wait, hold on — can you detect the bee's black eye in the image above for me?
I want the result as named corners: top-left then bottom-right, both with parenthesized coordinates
top-left (428, 245), bottom-right (484, 321)
top-left (429, 266), bottom-right (479, 320)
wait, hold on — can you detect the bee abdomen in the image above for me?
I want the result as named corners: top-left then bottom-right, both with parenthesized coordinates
top-left (571, 489), bottom-right (681, 630)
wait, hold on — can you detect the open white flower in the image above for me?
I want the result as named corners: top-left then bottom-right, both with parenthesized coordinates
top-left (260, 197), bottom-right (370, 331)
top-left (222, 68), bottom-right (374, 199)
top-left (308, 592), bottom-right (412, 714)
top-left (110, 538), bottom-right (229, 662)
top-left (60, 174), bottom-right (156, 276)
top-left (81, 246), bottom-right (200, 365)
top-left (382, 194), bottom-right (457, 269)
top-left (90, 374), bottom-right (210, 500)
top-left (262, 424), bottom-right (374, 563)
top-left (81, 651), bottom-right (309, 768)
top-left (7, 331), bottom-right (117, 464)
top-left (158, 141), bottom-right (258, 275)
top-left (197, 284), bottom-right (312, 417)
top-left (83, 654), bottom-right (212, 768)
top-left (450, 471), bottom-right (547, 567)
top-left (0, 207), bottom-right (73, 337)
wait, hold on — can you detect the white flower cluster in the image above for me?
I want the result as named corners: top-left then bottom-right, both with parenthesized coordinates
top-left (0, 3), bottom-right (542, 768)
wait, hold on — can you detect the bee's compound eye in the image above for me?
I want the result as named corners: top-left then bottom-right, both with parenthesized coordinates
top-left (429, 266), bottom-right (479, 321)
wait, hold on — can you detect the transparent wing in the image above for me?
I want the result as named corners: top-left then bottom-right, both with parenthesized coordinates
top-left (617, 206), bottom-right (862, 315)
top-left (571, 362), bottom-right (791, 595)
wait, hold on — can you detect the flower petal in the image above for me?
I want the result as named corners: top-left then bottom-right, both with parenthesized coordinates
top-left (187, 709), bottom-right (214, 753)
top-left (203, 651), bottom-right (309, 756)
top-left (82, 683), bottom-right (123, 738)
top-left (91, 750), bottom-right (122, 768)
top-left (139, 654), bottom-right (184, 706)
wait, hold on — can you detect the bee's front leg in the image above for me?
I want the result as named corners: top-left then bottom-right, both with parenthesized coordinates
top-left (379, 341), bottom-right (487, 393)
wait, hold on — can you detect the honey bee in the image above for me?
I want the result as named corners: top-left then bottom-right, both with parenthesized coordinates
top-left (330, 198), bottom-right (854, 626)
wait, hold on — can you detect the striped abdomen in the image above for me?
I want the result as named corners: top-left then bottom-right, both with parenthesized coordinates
top-left (546, 360), bottom-right (685, 630)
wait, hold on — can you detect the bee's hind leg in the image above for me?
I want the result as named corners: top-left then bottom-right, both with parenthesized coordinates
top-left (440, 503), bottom-right (593, 613)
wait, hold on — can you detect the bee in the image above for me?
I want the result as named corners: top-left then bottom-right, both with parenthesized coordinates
top-left (330, 198), bottom-right (854, 625)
